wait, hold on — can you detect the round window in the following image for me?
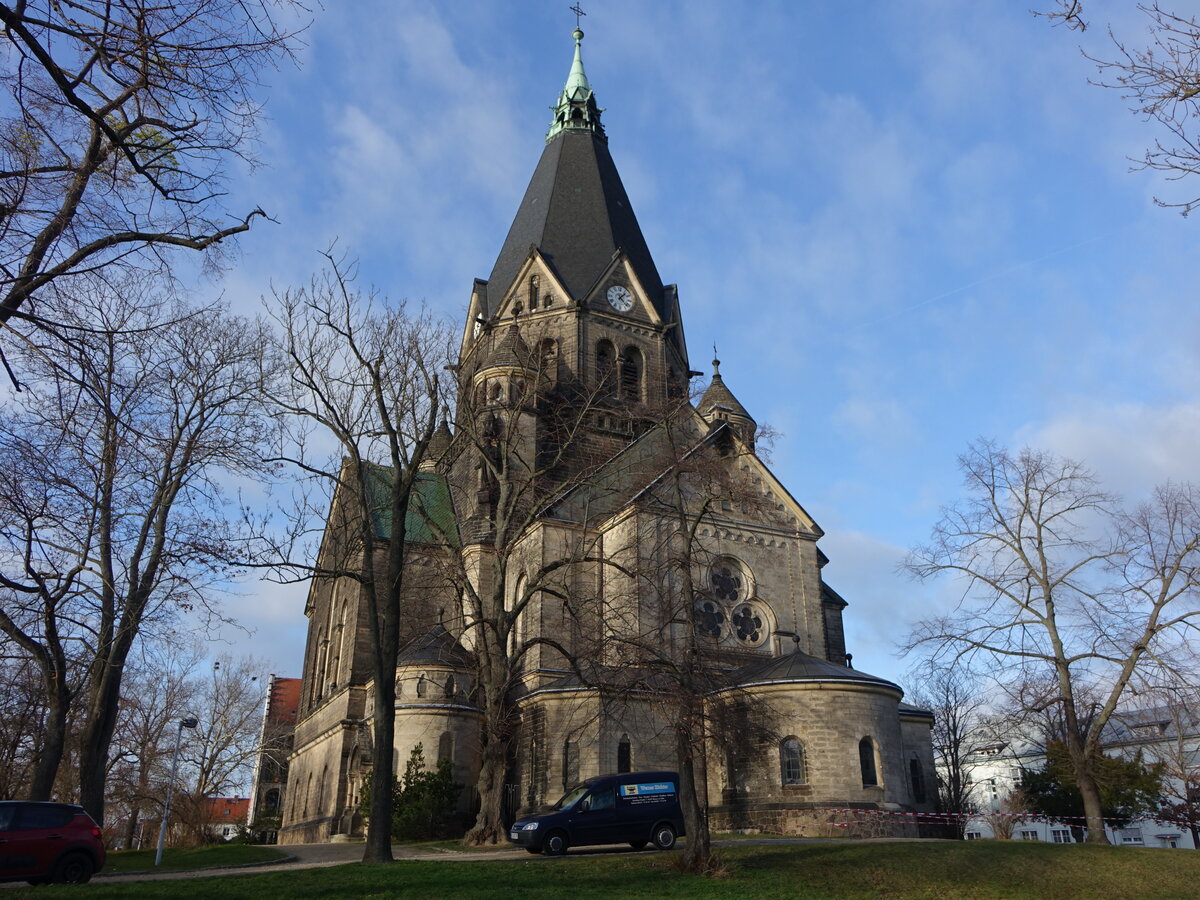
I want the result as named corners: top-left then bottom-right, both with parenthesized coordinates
top-left (710, 562), bottom-right (743, 603)
top-left (694, 598), bottom-right (726, 639)
top-left (731, 603), bottom-right (767, 646)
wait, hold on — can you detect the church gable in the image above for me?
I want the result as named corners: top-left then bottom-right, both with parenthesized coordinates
top-left (580, 252), bottom-right (664, 327)
top-left (489, 249), bottom-right (573, 323)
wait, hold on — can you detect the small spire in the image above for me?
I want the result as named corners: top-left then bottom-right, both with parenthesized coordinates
top-left (712, 344), bottom-right (721, 377)
top-left (547, 22), bottom-right (605, 142)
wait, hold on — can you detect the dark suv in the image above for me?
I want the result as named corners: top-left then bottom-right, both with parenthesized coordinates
top-left (0, 801), bottom-right (106, 885)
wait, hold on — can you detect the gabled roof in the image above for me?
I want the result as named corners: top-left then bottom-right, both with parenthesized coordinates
top-left (483, 129), bottom-right (664, 318)
top-left (365, 465), bottom-right (459, 546)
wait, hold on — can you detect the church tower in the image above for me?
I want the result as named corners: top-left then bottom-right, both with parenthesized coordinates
top-left (457, 27), bottom-right (691, 476)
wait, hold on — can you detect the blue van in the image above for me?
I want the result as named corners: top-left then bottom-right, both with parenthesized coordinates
top-left (508, 771), bottom-right (685, 855)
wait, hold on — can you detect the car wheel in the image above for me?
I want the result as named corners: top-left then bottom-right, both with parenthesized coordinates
top-left (628, 840), bottom-right (647, 850)
top-left (543, 830), bottom-right (569, 856)
top-left (51, 851), bottom-right (95, 884)
top-left (652, 823), bottom-right (676, 851)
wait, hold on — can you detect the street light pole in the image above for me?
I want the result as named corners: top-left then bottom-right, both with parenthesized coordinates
top-left (155, 716), bottom-right (198, 867)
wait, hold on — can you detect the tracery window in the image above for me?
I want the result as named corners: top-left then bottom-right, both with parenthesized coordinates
top-left (695, 557), bottom-right (771, 649)
top-left (780, 737), bottom-right (806, 785)
top-left (694, 598), bottom-right (726, 639)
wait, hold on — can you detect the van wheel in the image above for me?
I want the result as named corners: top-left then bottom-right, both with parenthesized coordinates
top-left (544, 830), bottom-right (569, 856)
top-left (652, 823), bottom-right (676, 851)
top-left (629, 840), bottom-right (647, 850)
top-left (51, 852), bottom-right (94, 884)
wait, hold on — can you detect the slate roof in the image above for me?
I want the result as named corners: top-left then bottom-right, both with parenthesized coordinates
top-left (364, 465), bottom-right (459, 546)
top-left (482, 322), bottom-right (534, 371)
top-left (698, 362), bottom-right (754, 423)
top-left (732, 648), bottom-right (902, 693)
top-left (396, 623), bottom-right (473, 669)
top-left (484, 130), bottom-right (665, 317)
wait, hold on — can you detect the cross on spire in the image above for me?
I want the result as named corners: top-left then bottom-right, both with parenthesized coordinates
top-left (570, 3), bottom-right (587, 29)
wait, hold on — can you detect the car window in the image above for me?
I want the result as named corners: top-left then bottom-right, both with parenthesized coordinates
top-left (18, 804), bottom-right (75, 830)
top-left (0, 803), bottom-right (16, 831)
top-left (553, 785), bottom-right (589, 810)
top-left (587, 788), bottom-right (615, 811)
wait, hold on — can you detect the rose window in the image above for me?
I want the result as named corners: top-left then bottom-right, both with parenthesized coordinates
top-left (711, 564), bottom-right (743, 603)
top-left (731, 603), bottom-right (765, 645)
top-left (695, 599), bottom-right (725, 639)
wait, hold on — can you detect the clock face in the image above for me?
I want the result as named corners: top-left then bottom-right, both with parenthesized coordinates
top-left (606, 285), bottom-right (634, 312)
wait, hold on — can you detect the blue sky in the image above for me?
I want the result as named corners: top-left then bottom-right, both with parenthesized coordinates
top-left (207, 1), bottom-right (1200, 689)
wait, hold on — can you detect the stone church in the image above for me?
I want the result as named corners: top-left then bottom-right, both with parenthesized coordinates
top-left (278, 27), bottom-right (935, 844)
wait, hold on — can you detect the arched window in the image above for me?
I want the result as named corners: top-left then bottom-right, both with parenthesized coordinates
top-left (859, 737), bottom-right (878, 787)
top-left (620, 346), bottom-right (643, 401)
top-left (596, 340), bottom-right (616, 396)
top-left (438, 731), bottom-right (454, 764)
top-left (617, 734), bottom-right (632, 773)
top-left (416, 674), bottom-right (428, 698)
top-left (538, 338), bottom-right (558, 381)
top-left (910, 756), bottom-right (926, 804)
top-left (444, 675), bottom-right (456, 698)
top-left (780, 737), bottom-right (806, 785)
top-left (264, 788), bottom-right (280, 812)
top-left (562, 739), bottom-right (579, 789)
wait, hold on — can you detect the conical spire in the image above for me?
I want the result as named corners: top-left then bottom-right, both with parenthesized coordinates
top-left (699, 355), bottom-right (757, 448)
top-left (547, 27), bottom-right (604, 142)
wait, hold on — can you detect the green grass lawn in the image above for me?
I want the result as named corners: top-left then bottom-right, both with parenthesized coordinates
top-left (102, 843), bottom-right (288, 873)
top-left (11, 841), bottom-right (1200, 899)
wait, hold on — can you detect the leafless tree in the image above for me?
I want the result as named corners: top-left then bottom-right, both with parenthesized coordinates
top-left (0, 0), bottom-right (306, 330)
top-left (1121, 692), bottom-right (1200, 849)
top-left (587, 404), bottom-right (784, 873)
top-left (401, 323), bottom-right (622, 847)
top-left (171, 654), bottom-right (267, 844)
top-left (106, 641), bottom-right (201, 849)
top-left (0, 644), bottom-right (50, 798)
top-left (906, 664), bottom-right (990, 837)
top-left (1038, 3), bottom-right (1200, 214)
top-left (905, 441), bottom-right (1200, 843)
top-left (260, 252), bottom-right (450, 863)
top-left (0, 280), bottom-right (272, 823)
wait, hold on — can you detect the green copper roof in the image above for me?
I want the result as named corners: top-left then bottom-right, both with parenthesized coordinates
top-left (365, 465), bottom-right (459, 547)
top-left (547, 27), bottom-right (604, 141)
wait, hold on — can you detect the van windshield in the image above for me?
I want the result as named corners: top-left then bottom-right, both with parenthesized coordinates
top-left (552, 785), bottom-right (589, 810)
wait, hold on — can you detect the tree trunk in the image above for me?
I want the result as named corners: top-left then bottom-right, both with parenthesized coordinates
top-left (676, 723), bottom-right (710, 872)
top-left (466, 734), bottom-right (509, 845)
top-left (79, 642), bottom-right (135, 824)
top-left (363, 659), bottom-right (397, 862)
top-left (29, 670), bottom-right (69, 801)
top-left (1076, 768), bottom-right (1109, 844)
top-left (465, 681), bottom-right (511, 846)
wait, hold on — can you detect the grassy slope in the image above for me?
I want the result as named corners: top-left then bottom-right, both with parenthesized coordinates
top-left (102, 844), bottom-right (288, 873)
top-left (13, 841), bottom-right (1200, 899)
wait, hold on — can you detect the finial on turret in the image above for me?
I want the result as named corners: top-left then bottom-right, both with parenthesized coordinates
top-left (712, 344), bottom-right (721, 376)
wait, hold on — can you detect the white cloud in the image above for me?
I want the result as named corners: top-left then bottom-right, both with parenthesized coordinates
top-left (1014, 401), bottom-right (1200, 499)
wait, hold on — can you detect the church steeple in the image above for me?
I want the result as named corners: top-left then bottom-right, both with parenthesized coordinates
top-left (547, 27), bottom-right (605, 142)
